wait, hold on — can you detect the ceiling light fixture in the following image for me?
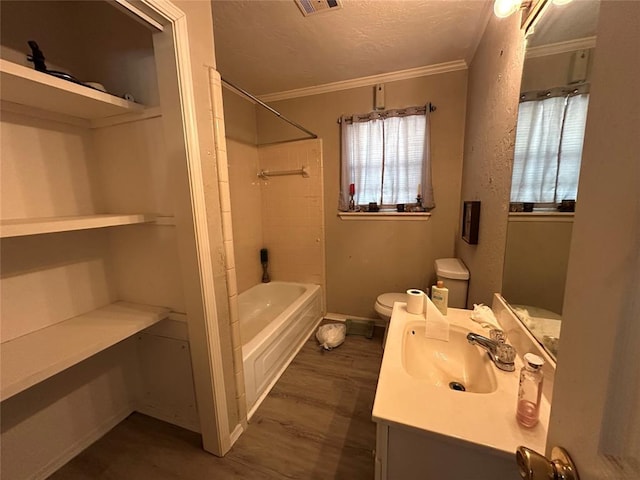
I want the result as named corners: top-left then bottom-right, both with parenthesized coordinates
top-left (493, 0), bottom-right (532, 18)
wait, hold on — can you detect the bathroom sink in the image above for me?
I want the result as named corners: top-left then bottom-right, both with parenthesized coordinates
top-left (401, 322), bottom-right (498, 393)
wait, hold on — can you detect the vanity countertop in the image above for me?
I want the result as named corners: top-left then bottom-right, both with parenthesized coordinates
top-left (372, 303), bottom-right (549, 456)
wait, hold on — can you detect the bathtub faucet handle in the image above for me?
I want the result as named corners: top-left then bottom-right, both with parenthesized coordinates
top-left (260, 248), bottom-right (270, 283)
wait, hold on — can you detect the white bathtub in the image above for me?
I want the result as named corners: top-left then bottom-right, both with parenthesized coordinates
top-left (239, 281), bottom-right (322, 416)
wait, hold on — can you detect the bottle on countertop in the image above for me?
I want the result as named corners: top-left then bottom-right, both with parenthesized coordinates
top-left (516, 353), bottom-right (545, 428)
top-left (431, 280), bottom-right (448, 315)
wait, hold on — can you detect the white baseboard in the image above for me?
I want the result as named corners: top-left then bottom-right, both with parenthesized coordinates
top-left (229, 422), bottom-right (245, 448)
top-left (325, 312), bottom-right (385, 327)
top-left (32, 405), bottom-right (134, 480)
top-left (134, 405), bottom-right (201, 434)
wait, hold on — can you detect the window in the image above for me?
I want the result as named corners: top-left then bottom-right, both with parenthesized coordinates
top-left (511, 89), bottom-right (589, 205)
top-left (340, 106), bottom-right (434, 210)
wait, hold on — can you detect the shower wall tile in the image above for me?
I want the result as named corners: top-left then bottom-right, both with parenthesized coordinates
top-left (228, 139), bottom-right (263, 293)
top-left (223, 240), bottom-right (235, 270)
top-left (226, 267), bottom-right (238, 297)
top-left (222, 212), bottom-right (234, 241)
top-left (230, 317), bottom-right (242, 349)
top-left (236, 392), bottom-right (247, 422)
top-left (232, 344), bottom-right (243, 375)
top-left (259, 139), bottom-right (326, 297)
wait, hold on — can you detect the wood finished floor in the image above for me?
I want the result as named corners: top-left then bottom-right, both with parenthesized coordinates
top-left (49, 324), bottom-right (384, 479)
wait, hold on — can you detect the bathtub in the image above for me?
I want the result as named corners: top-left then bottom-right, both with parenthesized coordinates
top-left (239, 281), bottom-right (323, 416)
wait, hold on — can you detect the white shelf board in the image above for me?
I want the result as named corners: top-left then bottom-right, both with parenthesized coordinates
top-left (1, 301), bottom-right (170, 401)
top-left (0, 214), bottom-right (156, 238)
top-left (0, 59), bottom-right (144, 120)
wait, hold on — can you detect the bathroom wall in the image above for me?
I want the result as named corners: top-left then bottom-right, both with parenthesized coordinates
top-left (255, 72), bottom-right (468, 318)
top-left (502, 217), bottom-right (573, 314)
top-left (521, 48), bottom-right (595, 92)
top-left (169, 0), bottom-right (243, 447)
top-left (456, 13), bottom-right (525, 307)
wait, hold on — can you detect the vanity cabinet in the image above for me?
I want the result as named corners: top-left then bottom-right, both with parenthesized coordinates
top-left (375, 422), bottom-right (518, 480)
top-left (373, 303), bottom-right (552, 480)
top-left (0, 2), bottom-right (208, 478)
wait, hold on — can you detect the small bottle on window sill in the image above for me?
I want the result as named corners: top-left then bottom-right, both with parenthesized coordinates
top-left (348, 183), bottom-right (356, 211)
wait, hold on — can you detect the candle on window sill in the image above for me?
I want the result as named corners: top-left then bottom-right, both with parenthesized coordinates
top-left (348, 183), bottom-right (356, 211)
top-left (417, 183), bottom-right (421, 196)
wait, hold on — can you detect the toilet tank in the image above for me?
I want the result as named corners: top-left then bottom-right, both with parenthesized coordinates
top-left (434, 258), bottom-right (470, 308)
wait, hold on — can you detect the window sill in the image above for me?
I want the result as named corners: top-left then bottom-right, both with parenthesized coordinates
top-left (508, 212), bottom-right (574, 223)
top-left (338, 211), bottom-right (431, 221)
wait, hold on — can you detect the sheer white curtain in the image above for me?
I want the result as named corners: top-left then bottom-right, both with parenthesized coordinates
top-left (511, 93), bottom-right (589, 203)
top-left (340, 107), bottom-right (433, 209)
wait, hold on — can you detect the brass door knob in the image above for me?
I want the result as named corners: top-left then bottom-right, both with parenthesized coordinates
top-left (516, 446), bottom-right (579, 480)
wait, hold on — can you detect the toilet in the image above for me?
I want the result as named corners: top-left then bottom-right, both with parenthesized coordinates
top-left (374, 293), bottom-right (407, 347)
top-left (374, 258), bottom-right (470, 346)
top-left (434, 258), bottom-right (470, 308)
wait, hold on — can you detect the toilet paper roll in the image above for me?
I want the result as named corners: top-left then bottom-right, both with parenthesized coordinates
top-left (406, 289), bottom-right (425, 314)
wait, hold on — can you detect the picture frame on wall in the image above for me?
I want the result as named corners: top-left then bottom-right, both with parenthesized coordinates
top-left (462, 201), bottom-right (480, 244)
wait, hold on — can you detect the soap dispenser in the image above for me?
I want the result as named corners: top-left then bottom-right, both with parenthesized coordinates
top-left (431, 280), bottom-right (448, 315)
top-left (516, 353), bottom-right (545, 428)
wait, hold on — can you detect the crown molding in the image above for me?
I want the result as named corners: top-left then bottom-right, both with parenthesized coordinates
top-left (526, 36), bottom-right (597, 59)
top-left (258, 60), bottom-right (468, 103)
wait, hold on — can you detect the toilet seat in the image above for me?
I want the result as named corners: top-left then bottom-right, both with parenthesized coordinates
top-left (375, 293), bottom-right (407, 319)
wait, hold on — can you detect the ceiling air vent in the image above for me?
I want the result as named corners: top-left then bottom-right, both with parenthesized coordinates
top-left (294, 0), bottom-right (343, 17)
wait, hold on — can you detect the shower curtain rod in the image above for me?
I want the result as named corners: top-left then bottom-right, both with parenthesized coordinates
top-left (221, 78), bottom-right (318, 140)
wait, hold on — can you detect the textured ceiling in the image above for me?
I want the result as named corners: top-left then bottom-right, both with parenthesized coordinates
top-left (211, 0), bottom-right (493, 96)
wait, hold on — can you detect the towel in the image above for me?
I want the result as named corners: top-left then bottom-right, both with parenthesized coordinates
top-left (470, 304), bottom-right (502, 330)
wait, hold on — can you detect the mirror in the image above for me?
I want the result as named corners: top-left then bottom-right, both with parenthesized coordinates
top-left (502, 0), bottom-right (600, 359)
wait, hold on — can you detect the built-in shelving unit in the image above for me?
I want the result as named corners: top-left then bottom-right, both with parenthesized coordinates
top-left (0, 2), bottom-right (222, 474)
top-left (0, 302), bottom-right (170, 401)
top-left (0, 59), bottom-right (144, 120)
top-left (0, 214), bottom-right (157, 238)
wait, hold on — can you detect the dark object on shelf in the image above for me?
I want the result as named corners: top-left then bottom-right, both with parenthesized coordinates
top-left (27, 41), bottom-right (84, 85)
top-left (396, 203), bottom-right (405, 212)
top-left (368, 202), bottom-right (379, 212)
top-left (27, 41), bottom-right (105, 93)
top-left (462, 201), bottom-right (480, 245)
top-left (509, 202), bottom-right (524, 212)
top-left (523, 202), bottom-right (534, 212)
top-left (558, 199), bottom-right (576, 212)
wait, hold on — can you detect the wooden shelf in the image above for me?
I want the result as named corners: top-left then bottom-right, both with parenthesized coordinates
top-left (0, 59), bottom-right (144, 120)
top-left (1, 301), bottom-right (170, 401)
top-left (0, 214), bottom-right (156, 238)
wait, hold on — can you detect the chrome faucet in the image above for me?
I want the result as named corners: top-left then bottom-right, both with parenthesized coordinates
top-left (467, 330), bottom-right (516, 372)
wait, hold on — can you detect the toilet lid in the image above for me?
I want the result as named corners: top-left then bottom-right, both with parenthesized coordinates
top-left (377, 293), bottom-right (407, 308)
